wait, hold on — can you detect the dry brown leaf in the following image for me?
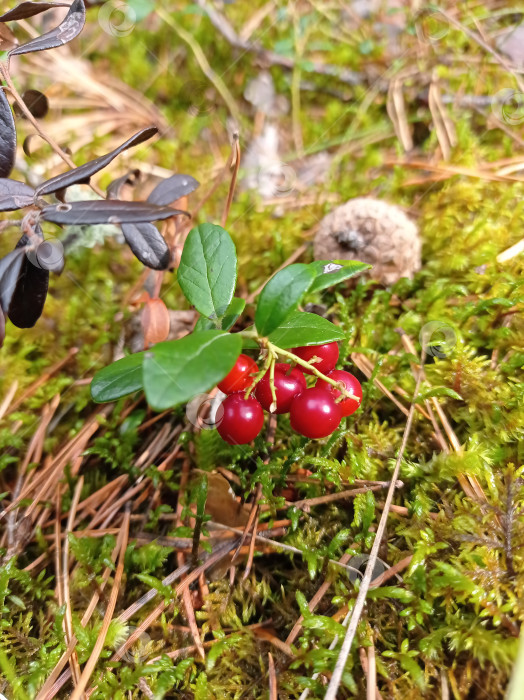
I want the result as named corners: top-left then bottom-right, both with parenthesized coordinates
top-left (141, 297), bottom-right (170, 347)
top-left (193, 470), bottom-right (250, 527)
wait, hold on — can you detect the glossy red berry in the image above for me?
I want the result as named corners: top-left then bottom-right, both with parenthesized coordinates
top-left (292, 342), bottom-right (339, 375)
top-left (318, 369), bottom-right (363, 417)
top-left (217, 353), bottom-right (258, 394)
top-left (217, 393), bottom-right (264, 444)
top-left (289, 386), bottom-right (342, 439)
top-left (254, 363), bottom-right (306, 414)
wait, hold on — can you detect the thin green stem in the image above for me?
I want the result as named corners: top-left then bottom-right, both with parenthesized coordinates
top-left (269, 358), bottom-right (277, 411)
top-left (267, 342), bottom-right (359, 403)
top-left (244, 350), bottom-right (272, 399)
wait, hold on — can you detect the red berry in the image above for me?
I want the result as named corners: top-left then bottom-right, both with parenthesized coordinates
top-left (318, 369), bottom-right (363, 417)
top-left (289, 387), bottom-right (342, 439)
top-left (217, 393), bottom-right (264, 444)
top-left (292, 342), bottom-right (339, 375)
top-left (217, 353), bottom-right (258, 394)
top-left (254, 363), bottom-right (306, 414)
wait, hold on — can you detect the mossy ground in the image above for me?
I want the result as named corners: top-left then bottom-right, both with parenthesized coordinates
top-left (1, 2), bottom-right (524, 698)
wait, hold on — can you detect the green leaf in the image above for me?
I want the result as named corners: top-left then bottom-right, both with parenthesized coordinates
top-left (194, 297), bottom-right (245, 332)
top-left (367, 586), bottom-right (415, 603)
top-left (221, 297), bottom-right (245, 330)
top-left (267, 311), bottom-right (345, 348)
top-left (416, 386), bottom-right (463, 402)
top-left (194, 316), bottom-right (215, 332)
top-left (90, 352), bottom-right (145, 403)
top-left (399, 654), bottom-right (425, 689)
top-left (143, 330), bottom-right (242, 410)
top-left (309, 260), bottom-right (371, 293)
top-left (178, 223), bottom-right (237, 319)
top-left (255, 264), bottom-right (316, 336)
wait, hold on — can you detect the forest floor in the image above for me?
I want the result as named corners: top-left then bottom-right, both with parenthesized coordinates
top-left (1, 1), bottom-right (524, 698)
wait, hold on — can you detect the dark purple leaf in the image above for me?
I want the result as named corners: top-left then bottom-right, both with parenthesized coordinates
top-left (0, 307), bottom-right (5, 348)
top-left (0, 179), bottom-right (35, 211)
top-left (0, 87), bottom-right (16, 179)
top-left (147, 174), bottom-right (200, 206)
top-left (40, 199), bottom-right (186, 225)
top-left (9, 0), bottom-right (85, 56)
top-left (6, 234), bottom-right (49, 328)
top-left (13, 89), bottom-right (49, 119)
top-left (18, 225), bottom-right (64, 274)
top-left (121, 222), bottom-right (170, 270)
top-left (107, 169), bottom-right (141, 200)
top-left (0, 247), bottom-right (26, 314)
top-left (36, 126), bottom-right (158, 196)
top-left (0, 2), bottom-right (69, 22)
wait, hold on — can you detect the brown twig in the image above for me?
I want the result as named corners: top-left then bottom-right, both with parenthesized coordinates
top-left (70, 510), bottom-right (130, 700)
top-left (4, 347), bottom-right (78, 417)
top-left (221, 131), bottom-right (240, 227)
top-left (323, 352), bottom-right (424, 699)
top-left (0, 65), bottom-right (104, 197)
top-left (268, 652), bottom-right (278, 700)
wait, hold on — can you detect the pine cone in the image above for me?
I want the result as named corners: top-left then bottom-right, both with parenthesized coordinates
top-left (313, 198), bottom-right (421, 286)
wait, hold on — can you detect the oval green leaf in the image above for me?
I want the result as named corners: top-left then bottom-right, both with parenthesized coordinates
top-left (91, 352), bottom-right (145, 403)
top-left (268, 311), bottom-right (345, 348)
top-left (255, 264), bottom-right (316, 337)
top-left (221, 297), bottom-right (245, 331)
top-left (177, 223), bottom-right (237, 320)
top-left (309, 260), bottom-right (371, 293)
top-left (143, 330), bottom-right (242, 410)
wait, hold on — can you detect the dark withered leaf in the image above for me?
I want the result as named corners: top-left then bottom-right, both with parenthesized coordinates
top-left (107, 169), bottom-right (141, 200)
top-left (40, 199), bottom-right (186, 225)
top-left (0, 23), bottom-right (18, 50)
top-left (0, 247), bottom-right (26, 314)
top-left (147, 174), bottom-right (200, 206)
top-left (0, 2), bottom-right (69, 22)
top-left (9, 0), bottom-right (85, 56)
top-left (13, 89), bottom-right (49, 119)
top-left (23, 134), bottom-right (35, 157)
top-left (0, 307), bottom-right (5, 348)
top-left (18, 225), bottom-right (64, 274)
top-left (7, 233), bottom-right (49, 328)
top-left (36, 126), bottom-right (157, 196)
top-left (0, 179), bottom-right (35, 211)
top-left (121, 222), bottom-right (170, 270)
top-left (0, 87), bottom-right (16, 178)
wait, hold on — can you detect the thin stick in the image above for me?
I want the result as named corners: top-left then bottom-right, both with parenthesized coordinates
top-left (367, 644), bottom-right (376, 700)
top-left (0, 66), bottom-right (104, 197)
top-left (181, 587), bottom-right (205, 660)
top-left (63, 478), bottom-right (84, 687)
top-left (70, 510), bottom-right (130, 700)
top-left (221, 132), bottom-right (240, 227)
top-left (208, 521), bottom-right (362, 577)
top-left (268, 652), bottom-right (278, 700)
top-left (0, 381), bottom-right (18, 421)
top-left (156, 8), bottom-right (241, 125)
top-left (287, 482), bottom-right (400, 510)
top-left (5, 347), bottom-right (78, 417)
top-left (323, 359), bottom-right (424, 700)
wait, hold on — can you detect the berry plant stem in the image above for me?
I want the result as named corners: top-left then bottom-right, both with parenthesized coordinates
top-left (267, 342), bottom-right (359, 403)
top-left (0, 63), bottom-right (105, 198)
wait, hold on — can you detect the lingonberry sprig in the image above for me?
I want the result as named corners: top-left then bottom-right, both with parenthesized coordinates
top-left (91, 222), bottom-right (370, 444)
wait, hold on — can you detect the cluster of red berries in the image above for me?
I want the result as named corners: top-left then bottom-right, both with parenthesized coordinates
top-left (214, 343), bottom-right (363, 444)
